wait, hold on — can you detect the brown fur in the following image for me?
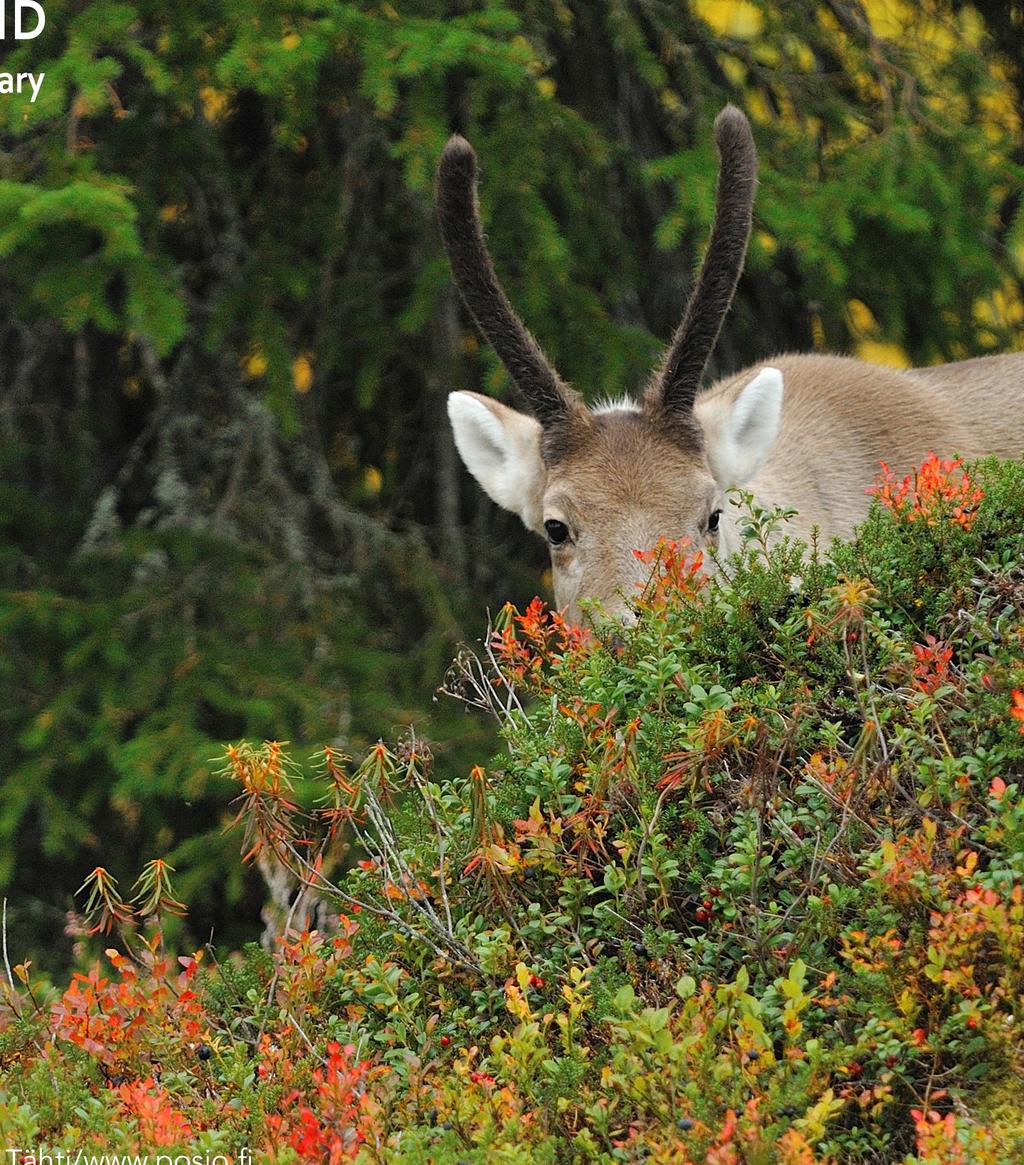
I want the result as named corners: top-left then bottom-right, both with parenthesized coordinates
top-left (908, 354), bottom-right (1024, 459)
top-left (541, 410), bottom-right (719, 613)
top-left (532, 349), bottom-right (1024, 620)
top-left (699, 352), bottom-right (1024, 544)
top-left (439, 106), bottom-right (1024, 624)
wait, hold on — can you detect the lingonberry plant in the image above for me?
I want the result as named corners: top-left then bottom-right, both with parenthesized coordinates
top-left (2, 455), bottom-right (1023, 1162)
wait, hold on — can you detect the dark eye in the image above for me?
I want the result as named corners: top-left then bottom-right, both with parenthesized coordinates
top-left (544, 519), bottom-right (571, 546)
top-left (708, 509), bottom-right (721, 534)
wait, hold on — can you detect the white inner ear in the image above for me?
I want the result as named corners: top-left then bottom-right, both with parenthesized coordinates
top-left (447, 391), bottom-right (545, 531)
top-left (704, 367), bottom-right (784, 487)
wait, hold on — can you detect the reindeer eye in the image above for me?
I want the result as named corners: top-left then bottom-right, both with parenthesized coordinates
top-left (708, 509), bottom-right (722, 534)
top-left (544, 519), bottom-right (571, 546)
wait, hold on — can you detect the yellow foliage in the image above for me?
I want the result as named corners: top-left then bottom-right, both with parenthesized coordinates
top-left (660, 89), bottom-right (683, 116)
top-left (792, 1088), bottom-right (846, 1143)
top-left (694, 0), bottom-right (764, 39)
top-left (242, 348), bottom-right (268, 379)
top-left (811, 313), bottom-right (826, 351)
top-left (974, 282), bottom-right (1024, 330)
top-left (847, 301), bottom-right (911, 368)
top-left (862, 0), bottom-right (929, 42)
top-left (536, 77), bottom-right (557, 99)
top-left (292, 353), bottom-right (314, 393)
top-left (745, 90), bottom-right (772, 125)
top-left (363, 466), bottom-right (383, 496)
top-left (199, 86), bottom-right (229, 123)
top-left (755, 230), bottom-right (777, 256)
top-left (860, 0), bottom-right (982, 51)
top-left (721, 56), bottom-right (747, 87)
top-left (846, 299), bottom-right (877, 335)
top-left (281, 32), bottom-right (301, 51)
top-left (855, 340), bottom-right (911, 368)
top-left (788, 39), bottom-right (815, 73)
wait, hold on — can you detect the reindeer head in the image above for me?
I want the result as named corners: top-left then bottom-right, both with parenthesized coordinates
top-left (437, 107), bottom-right (783, 624)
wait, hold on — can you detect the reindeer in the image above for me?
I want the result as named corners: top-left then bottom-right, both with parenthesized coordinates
top-left (437, 106), bottom-right (1024, 624)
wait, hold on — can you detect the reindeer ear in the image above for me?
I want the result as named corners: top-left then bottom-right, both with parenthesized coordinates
top-left (698, 367), bottom-right (784, 487)
top-left (447, 391), bottom-right (546, 531)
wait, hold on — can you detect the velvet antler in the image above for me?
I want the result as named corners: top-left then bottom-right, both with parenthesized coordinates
top-left (646, 105), bottom-right (758, 416)
top-left (437, 136), bottom-right (584, 429)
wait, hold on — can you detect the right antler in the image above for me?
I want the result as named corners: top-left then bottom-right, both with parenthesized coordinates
top-left (436, 136), bottom-right (584, 429)
top-left (645, 105), bottom-right (758, 417)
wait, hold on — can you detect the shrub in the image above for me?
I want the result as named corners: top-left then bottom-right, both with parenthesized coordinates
top-left (2, 455), bottom-right (1024, 1161)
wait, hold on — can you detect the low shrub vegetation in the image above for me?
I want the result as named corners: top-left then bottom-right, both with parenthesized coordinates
top-left (3, 454), bottom-right (1024, 1163)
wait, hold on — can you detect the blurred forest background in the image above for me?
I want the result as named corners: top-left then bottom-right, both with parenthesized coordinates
top-left (1, 0), bottom-right (1022, 967)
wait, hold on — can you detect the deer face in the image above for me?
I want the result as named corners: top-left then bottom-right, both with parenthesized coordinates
top-left (537, 409), bottom-right (722, 622)
top-left (437, 104), bottom-right (764, 624)
top-left (448, 366), bottom-right (783, 624)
